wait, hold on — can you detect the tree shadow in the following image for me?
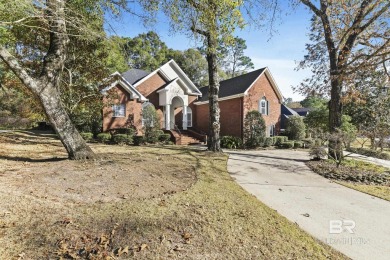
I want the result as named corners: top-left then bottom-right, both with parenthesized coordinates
top-left (227, 151), bottom-right (309, 163)
top-left (0, 155), bottom-right (67, 162)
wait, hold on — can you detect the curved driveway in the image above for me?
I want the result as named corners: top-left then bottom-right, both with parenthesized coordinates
top-left (227, 149), bottom-right (390, 260)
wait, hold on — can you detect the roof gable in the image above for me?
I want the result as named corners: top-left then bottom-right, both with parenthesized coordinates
top-left (134, 60), bottom-right (202, 96)
top-left (196, 67), bottom-right (283, 103)
top-left (100, 72), bottom-right (147, 101)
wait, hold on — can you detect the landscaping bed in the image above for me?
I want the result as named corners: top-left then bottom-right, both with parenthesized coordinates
top-left (307, 159), bottom-right (390, 201)
top-left (0, 131), bottom-right (346, 259)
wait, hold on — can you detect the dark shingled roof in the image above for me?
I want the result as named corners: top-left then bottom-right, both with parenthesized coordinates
top-left (281, 104), bottom-right (299, 116)
top-left (122, 69), bottom-right (150, 85)
top-left (198, 68), bottom-right (266, 102)
top-left (292, 107), bottom-right (311, 116)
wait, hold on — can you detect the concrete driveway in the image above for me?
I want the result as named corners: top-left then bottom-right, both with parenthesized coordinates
top-left (227, 150), bottom-right (390, 260)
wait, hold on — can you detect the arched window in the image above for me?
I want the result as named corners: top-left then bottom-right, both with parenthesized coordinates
top-left (186, 107), bottom-right (192, 127)
top-left (142, 102), bottom-right (155, 127)
top-left (259, 97), bottom-right (269, 115)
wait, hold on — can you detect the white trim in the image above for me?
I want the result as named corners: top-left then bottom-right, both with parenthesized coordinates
top-left (194, 93), bottom-right (245, 105)
top-left (244, 68), bottom-right (283, 101)
top-left (156, 78), bottom-right (179, 93)
top-left (133, 60), bottom-right (202, 96)
top-left (101, 72), bottom-right (147, 101)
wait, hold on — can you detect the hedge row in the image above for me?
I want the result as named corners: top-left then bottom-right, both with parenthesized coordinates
top-left (81, 131), bottom-right (172, 146)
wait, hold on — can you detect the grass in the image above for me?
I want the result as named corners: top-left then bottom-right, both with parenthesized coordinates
top-left (337, 182), bottom-right (390, 202)
top-left (307, 158), bottom-right (390, 202)
top-left (350, 138), bottom-right (390, 159)
top-left (0, 131), bottom-right (347, 259)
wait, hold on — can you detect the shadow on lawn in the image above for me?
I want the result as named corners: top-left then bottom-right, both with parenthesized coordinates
top-left (0, 155), bottom-right (67, 162)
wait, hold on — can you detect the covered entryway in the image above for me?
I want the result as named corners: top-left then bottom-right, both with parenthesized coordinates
top-left (157, 78), bottom-right (192, 131)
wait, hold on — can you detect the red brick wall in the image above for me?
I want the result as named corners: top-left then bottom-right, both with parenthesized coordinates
top-left (102, 85), bottom-right (142, 133)
top-left (244, 73), bottom-right (281, 135)
top-left (194, 72), bottom-right (281, 138)
top-left (195, 97), bottom-right (243, 137)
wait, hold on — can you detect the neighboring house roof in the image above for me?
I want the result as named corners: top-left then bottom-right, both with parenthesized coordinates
top-left (121, 69), bottom-right (150, 85)
top-left (292, 107), bottom-right (311, 116)
top-left (281, 104), bottom-right (299, 116)
top-left (196, 67), bottom-right (283, 104)
top-left (134, 59), bottom-right (202, 96)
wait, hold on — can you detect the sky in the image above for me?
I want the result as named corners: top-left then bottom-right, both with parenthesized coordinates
top-left (104, 2), bottom-right (314, 101)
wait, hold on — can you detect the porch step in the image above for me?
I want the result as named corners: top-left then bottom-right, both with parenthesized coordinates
top-left (167, 130), bottom-right (205, 145)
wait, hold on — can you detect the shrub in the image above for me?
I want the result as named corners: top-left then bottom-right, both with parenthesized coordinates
top-left (294, 141), bottom-right (303, 149)
top-left (274, 136), bottom-right (286, 146)
top-left (309, 146), bottom-right (327, 160)
top-left (243, 111), bottom-right (266, 148)
top-left (142, 105), bottom-right (161, 143)
top-left (378, 153), bottom-right (390, 160)
top-left (347, 147), bottom-right (390, 161)
top-left (80, 132), bottom-right (94, 142)
top-left (158, 134), bottom-right (171, 142)
top-left (113, 134), bottom-right (132, 145)
top-left (96, 133), bottom-right (111, 143)
top-left (110, 128), bottom-right (136, 136)
top-left (314, 139), bottom-right (322, 146)
top-left (280, 141), bottom-right (294, 149)
top-left (302, 138), bottom-right (314, 148)
top-left (263, 137), bottom-right (274, 147)
top-left (221, 136), bottom-right (243, 149)
top-left (133, 136), bottom-right (145, 146)
top-left (286, 115), bottom-right (306, 140)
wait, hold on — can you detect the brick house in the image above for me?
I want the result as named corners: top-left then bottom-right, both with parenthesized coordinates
top-left (101, 60), bottom-right (202, 140)
top-left (194, 68), bottom-right (283, 139)
top-left (101, 61), bottom-right (283, 143)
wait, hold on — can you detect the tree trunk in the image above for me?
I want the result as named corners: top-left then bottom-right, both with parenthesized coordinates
top-left (39, 79), bottom-right (95, 159)
top-left (328, 75), bottom-right (343, 159)
top-left (0, 0), bottom-right (95, 160)
top-left (206, 33), bottom-right (221, 152)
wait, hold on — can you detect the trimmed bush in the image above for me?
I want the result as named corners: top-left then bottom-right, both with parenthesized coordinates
top-left (347, 147), bottom-right (390, 161)
top-left (80, 132), bottom-right (94, 142)
top-left (110, 128), bottom-right (135, 136)
top-left (113, 134), bottom-right (132, 145)
top-left (309, 146), bottom-right (327, 160)
top-left (314, 139), bottom-right (322, 146)
top-left (302, 138), bottom-right (314, 148)
top-left (243, 110), bottom-right (266, 148)
top-left (294, 141), bottom-right (303, 149)
top-left (158, 134), bottom-right (171, 142)
top-left (274, 136), bottom-right (285, 146)
top-left (263, 137), bottom-right (274, 147)
top-left (221, 136), bottom-right (243, 149)
top-left (285, 115), bottom-right (306, 140)
top-left (97, 133), bottom-right (111, 143)
top-left (133, 136), bottom-right (145, 146)
top-left (281, 141), bottom-right (294, 149)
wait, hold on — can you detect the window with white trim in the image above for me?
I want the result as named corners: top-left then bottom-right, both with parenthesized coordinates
top-left (187, 107), bottom-right (193, 127)
top-left (259, 97), bottom-right (269, 115)
top-left (112, 104), bottom-right (125, 117)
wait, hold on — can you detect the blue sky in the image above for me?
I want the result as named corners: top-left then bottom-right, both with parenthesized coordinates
top-left (104, 2), bottom-right (314, 101)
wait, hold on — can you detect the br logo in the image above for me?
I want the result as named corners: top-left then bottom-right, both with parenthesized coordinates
top-left (329, 220), bottom-right (356, 234)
